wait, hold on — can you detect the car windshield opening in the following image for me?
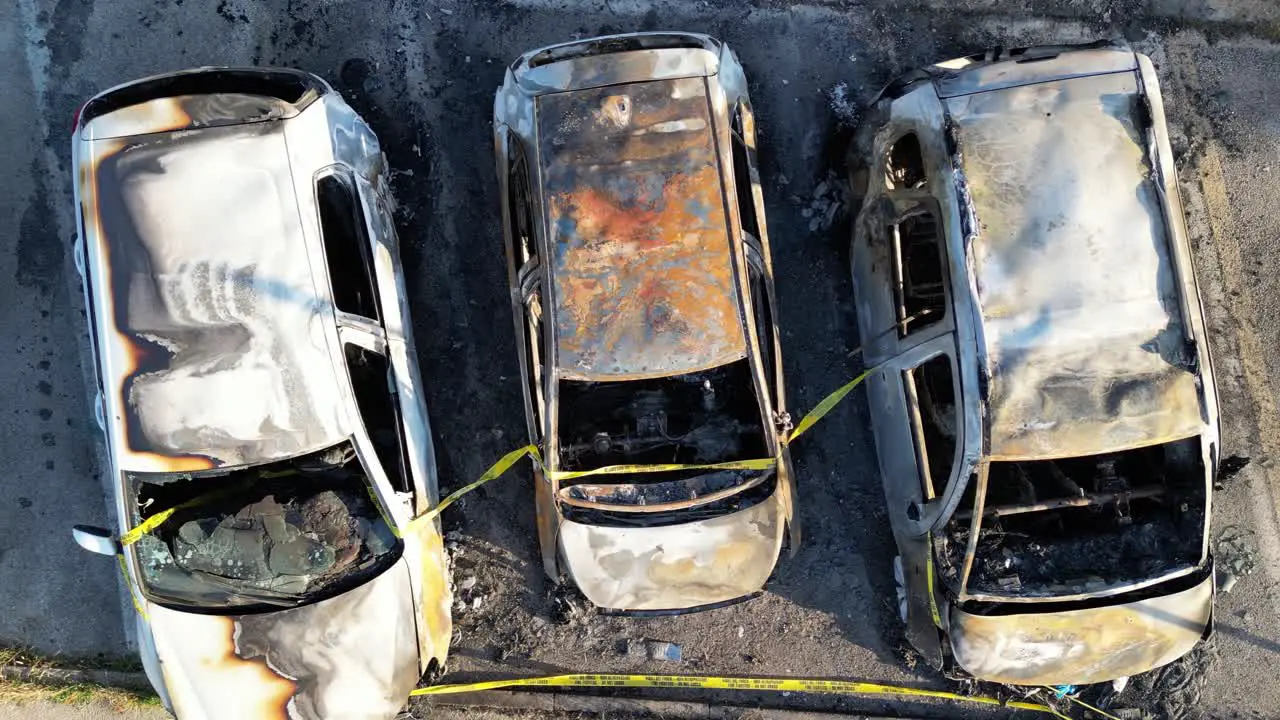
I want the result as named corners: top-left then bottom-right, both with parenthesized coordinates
top-left (554, 359), bottom-right (771, 523)
top-left (557, 359), bottom-right (767, 471)
top-left (127, 440), bottom-right (401, 612)
top-left (937, 437), bottom-right (1206, 598)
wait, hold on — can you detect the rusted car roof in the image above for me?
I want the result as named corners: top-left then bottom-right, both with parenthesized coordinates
top-left (537, 76), bottom-right (747, 380)
top-left (948, 71), bottom-right (1203, 460)
top-left (83, 123), bottom-right (346, 472)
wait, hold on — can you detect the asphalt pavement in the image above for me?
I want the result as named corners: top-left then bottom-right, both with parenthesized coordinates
top-left (5, 1), bottom-right (1280, 718)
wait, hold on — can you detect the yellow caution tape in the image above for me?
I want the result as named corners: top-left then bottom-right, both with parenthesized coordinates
top-left (118, 478), bottom-right (255, 547)
top-left (1053, 690), bottom-right (1122, 720)
top-left (412, 444), bottom-right (540, 527)
top-left (785, 366), bottom-right (874, 444)
top-left (115, 554), bottom-right (148, 621)
top-left (410, 672), bottom-right (1070, 718)
top-left (407, 364), bottom-right (878, 525)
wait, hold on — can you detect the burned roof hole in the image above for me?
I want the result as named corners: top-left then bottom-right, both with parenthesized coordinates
top-left (557, 359), bottom-right (767, 472)
top-left (317, 171), bottom-right (380, 320)
top-left (940, 437), bottom-right (1206, 596)
top-left (886, 133), bottom-right (927, 190)
top-left (127, 440), bottom-right (401, 611)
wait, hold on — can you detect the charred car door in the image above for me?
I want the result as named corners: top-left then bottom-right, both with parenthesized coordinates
top-left (731, 100), bottom-right (799, 546)
top-left (320, 165), bottom-right (452, 672)
top-left (851, 121), bottom-right (969, 663)
top-left (502, 136), bottom-right (558, 576)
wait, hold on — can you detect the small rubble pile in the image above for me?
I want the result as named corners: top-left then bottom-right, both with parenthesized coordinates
top-left (796, 170), bottom-right (846, 234)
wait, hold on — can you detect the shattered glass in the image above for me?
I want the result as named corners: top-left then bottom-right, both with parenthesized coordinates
top-left (130, 440), bottom-right (400, 609)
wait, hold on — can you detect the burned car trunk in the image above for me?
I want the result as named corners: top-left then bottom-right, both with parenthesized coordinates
top-left (495, 33), bottom-right (794, 611)
top-left (847, 42), bottom-right (1220, 685)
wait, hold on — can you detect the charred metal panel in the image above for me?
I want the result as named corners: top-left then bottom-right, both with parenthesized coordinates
top-left (83, 94), bottom-right (298, 140)
top-left (538, 77), bottom-right (747, 380)
top-left (558, 491), bottom-right (783, 610)
top-left (403, 519), bottom-right (453, 674)
top-left (84, 123), bottom-right (345, 471)
top-left (946, 72), bottom-right (1202, 460)
top-left (928, 45), bottom-right (1136, 99)
top-left (512, 33), bottom-right (720, 95)
top-left (560, 470), bottom-right (768, 512)
top-left (949, 571), bottom-right (1213, 685)
top-left (149, 556), bottom-right (420, 720)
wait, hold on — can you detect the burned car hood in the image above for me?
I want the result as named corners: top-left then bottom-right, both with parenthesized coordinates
top-left (558, 491), bottom-right (784, 611)
top-left (145, 554), bottom-right (420, 720)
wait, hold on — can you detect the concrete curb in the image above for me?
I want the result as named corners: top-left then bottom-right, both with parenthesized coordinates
top-left (0, 665), bottom-right (151, 692)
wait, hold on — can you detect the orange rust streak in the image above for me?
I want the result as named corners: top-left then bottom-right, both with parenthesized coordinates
top-left (552, 163), bottom-right (741, 374)
top-left (408, 521), bottom-right (453, 666)
top-left (563, 185), bottom-right (665, 249)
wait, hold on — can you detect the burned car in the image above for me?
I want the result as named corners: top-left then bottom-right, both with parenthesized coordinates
top-left (69, 68), bottom-right (450, 718)
top-left (847, 43), bottom-right (1220, 685)
top-left (494, 33), bottom-right (796, 612)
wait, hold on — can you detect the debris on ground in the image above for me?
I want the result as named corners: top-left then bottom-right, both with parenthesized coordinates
top-left (794, 169), bottom-right (846, 234)
top-left (1110, 636), bottom-right (1218, 720)
top-left (1216, 455), bottom-right (1250, 489)
top-left (1216, 525), bottom-right (1258, 583)
top-left (829, 81), bottom-right (859, 127)
top-left (550, 584), bottom-right (588, 625)
top-left (644, 640), bottom-right (683, 662)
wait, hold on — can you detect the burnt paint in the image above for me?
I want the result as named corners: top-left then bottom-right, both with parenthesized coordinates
top-left (150, 556), bottom-right (420, 720)
top-left (85, 119), bottom-right (343, 471)
top-left (90, 135), bottom-right (219, 472)
top-left (538, 77), bottom-right (747, 380)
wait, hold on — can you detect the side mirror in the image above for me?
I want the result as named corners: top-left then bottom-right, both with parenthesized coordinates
top-left (72, 525), bottom-right (119, 556)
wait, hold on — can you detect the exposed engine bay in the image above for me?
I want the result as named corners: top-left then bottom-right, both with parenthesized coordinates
top-left (557, 359), bottom-right (768, 471)
top-left (554, 359), bottom-right (774, 527)
top-left (938, 436), bottom-right (1207, 597)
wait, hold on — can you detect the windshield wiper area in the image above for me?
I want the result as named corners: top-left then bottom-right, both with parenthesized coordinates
top-left (188, 569), bottom-right (305, 608)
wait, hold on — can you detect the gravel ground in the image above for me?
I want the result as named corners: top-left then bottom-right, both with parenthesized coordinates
top-left (6, 1), bottom-right (1280, 719)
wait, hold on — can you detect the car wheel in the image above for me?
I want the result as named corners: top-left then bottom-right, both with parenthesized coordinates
top-left (893, 555), bottom-right (908, 624)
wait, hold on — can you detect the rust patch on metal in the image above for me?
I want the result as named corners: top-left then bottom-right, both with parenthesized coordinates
top-left (538, 77), bottom-right (746, 380)
top-left (406, 518), bottom-right (453, 668)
